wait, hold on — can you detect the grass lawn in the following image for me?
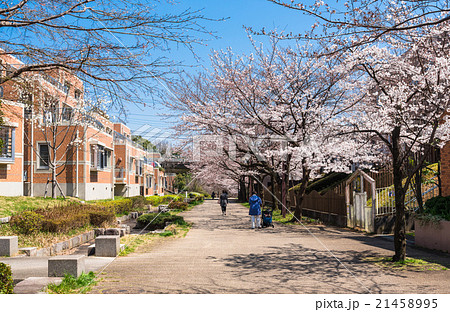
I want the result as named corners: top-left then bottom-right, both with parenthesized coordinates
top-left (0, 196), bottom-right (79, 217)
top-left (364, 256), bottom-right (448, 271)
top-left (46, 272), bottom-right (97, 294)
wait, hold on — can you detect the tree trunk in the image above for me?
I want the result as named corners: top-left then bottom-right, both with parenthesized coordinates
top-left (238, 176), bottom-right (247, 202)
top-left (293, 166), bottom-right (311, 221)
top-left (392, 127), bottom-right (406, 262)
top-left (51, 166), bottom-right (57, 199)
top-left (281, 168), bottom-right (287, 218)
top-left (270, 172), bottom-right (278, 211)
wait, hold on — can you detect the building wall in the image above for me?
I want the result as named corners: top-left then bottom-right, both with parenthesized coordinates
top-left (0, 101), bottom-right (24, 196)
top-left (441, 142), bottom-right (450, 197)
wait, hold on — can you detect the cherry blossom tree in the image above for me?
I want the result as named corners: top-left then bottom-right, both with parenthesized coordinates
top-left (336, 24), bottom-right (450, 261)
top-left (168, 39), bottom-right (376, 218)
top-left (266, 0), bottom-right (450, 53)
top-left (0, 0), bottom-right (217, 110)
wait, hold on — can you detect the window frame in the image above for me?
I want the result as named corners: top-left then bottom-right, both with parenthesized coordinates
top-left (37, 142), bottom-right (50, 169)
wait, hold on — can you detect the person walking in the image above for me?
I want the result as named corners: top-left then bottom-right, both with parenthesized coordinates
top-left (211, 191), bottom-right (216, 200)
top-left (249, 191), bottom-right (262, 229)
top-left (219, 190), bottom-right (228, 215)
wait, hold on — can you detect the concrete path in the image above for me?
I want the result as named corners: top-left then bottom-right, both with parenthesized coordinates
top-left (89, 200), bottom-right (450, 294)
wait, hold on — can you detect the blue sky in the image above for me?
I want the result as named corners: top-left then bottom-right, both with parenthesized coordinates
top-left (114, 0), bottom-right (316, 144)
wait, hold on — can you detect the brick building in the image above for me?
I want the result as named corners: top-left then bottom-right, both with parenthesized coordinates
top-left (1, 52), bottom-right (166, 200)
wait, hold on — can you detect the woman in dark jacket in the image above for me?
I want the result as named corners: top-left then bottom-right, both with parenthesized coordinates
top-left (219, 190), bottom-right (228, 215)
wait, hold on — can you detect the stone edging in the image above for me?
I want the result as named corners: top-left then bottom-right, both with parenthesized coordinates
top-left (35, 230), bottom-right (95, 257)
top-left (0, 216), bottom-right (11, 224)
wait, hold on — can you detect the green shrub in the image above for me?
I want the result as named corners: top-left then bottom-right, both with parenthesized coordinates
top-left (130, 196), bottom-right (147, 210)
top-left (0, 263), bottom-right (14, 294)
top-left (188, 192), bottom-right (204, 202)
top-left (9, 211), bottom-right (43, 234)
top-left (135, 213), bottom-right (186, 230)
top-left (98, 198), bottom-right (132, 215)
top-left (168, 201), bottom-right (188, 211)
top-left (424, 196), bottom-right (450, 221)
top-left (42, 213), bottom-right (90, 233)
top-left (145, 195), bottom-right (183, 206)
top-left (89, 210), bottom-right (116, 227)
top-left (145, 196), bottom-right (163, 206)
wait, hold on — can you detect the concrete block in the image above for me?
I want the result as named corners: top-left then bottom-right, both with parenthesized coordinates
top-left (48, 255), bottom-right (86, 277)
top-left (0, 236), bottom-right (18, 257)
top-left (19, 247), bottom-right (37, 257)
top-left (95, 235), bottom-right (120, 257)
top-left (70, 235), bottom-right (81, 248)
top-left (83, 231), bottom-right (94, 242)
top-left (0, 216), bottom-right (11, 224)
top-left (94, 228), bottom-right (106, 237)
top-left (36, 247), bottom-right (50, 257)
top-left (120, 228), bottom-right (126, 237)
top-left (105, 228), bottom-right (121, 236)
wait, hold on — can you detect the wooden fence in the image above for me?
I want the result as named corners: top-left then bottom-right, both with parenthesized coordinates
top-left (294, 190), bottom-right (346, 216)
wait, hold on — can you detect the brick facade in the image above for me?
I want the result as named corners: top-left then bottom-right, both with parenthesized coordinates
top-left (1, 52), bottom-right (166, 200)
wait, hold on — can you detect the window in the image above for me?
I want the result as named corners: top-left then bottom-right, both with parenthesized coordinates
top-left (74, 89), bottom-right (81, 100)
top-left (61, 104), bottom-right (73, 122)
top-left (0, 127), bottom-right (14, 161)
top-left (43, 99), bottom-right (59, 124)
top-left (135, 159), bottom-right (143, 176)
top-left (90, 145), bottom-right (111, 170)
top-left (38, 143), bottom-right (50, 169)
top-left (63, 81), bottom-right (71, 94)
top-left (0, 86), bottom-right (3, 98)
top-left (146, 175), bottom-right (152, 188)
top-left (24, 105), bottom-right (33, 119)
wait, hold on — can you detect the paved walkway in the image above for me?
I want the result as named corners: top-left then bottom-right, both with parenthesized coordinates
top-left (89, 200), bottom-right (450, 294)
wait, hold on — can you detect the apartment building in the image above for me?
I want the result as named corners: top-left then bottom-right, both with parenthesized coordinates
top-left (113, 123), bottom-right (166, 197)
top-left (0, 99), bottom-right (24, 196)
top-left (0, 52), bottom-right (166, 200)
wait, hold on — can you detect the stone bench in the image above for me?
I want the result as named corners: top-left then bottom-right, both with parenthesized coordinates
top-left (48, 255), bottom-right (86, 277)
top-left (0, 236), bottom-right (18, 257)
top-left (19, 247), bottom-right (37, 257)
top-left (94, 228), bottom-right (126, 237)
top-left (88, 243), bottom-right (125, 257)
top-left (95, 235), bottom-right (120, 257)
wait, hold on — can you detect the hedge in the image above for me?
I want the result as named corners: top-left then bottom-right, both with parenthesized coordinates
top-left (9, 211), bottom-right (43, 234)
top-left (135, 213), bottom-right (186, 231)
top-left (0, 263), bottom-right (14, 294)
top-left (168, 201), bottom-right (189, 211)
top-left (424, 196), bottom-right (450, 221)
top-left (98, 198), bottom-right (133, 215)
top-left (10, 203), bottom-right (116, 233)
top-left (188, 192), bottom-right (205, 202)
